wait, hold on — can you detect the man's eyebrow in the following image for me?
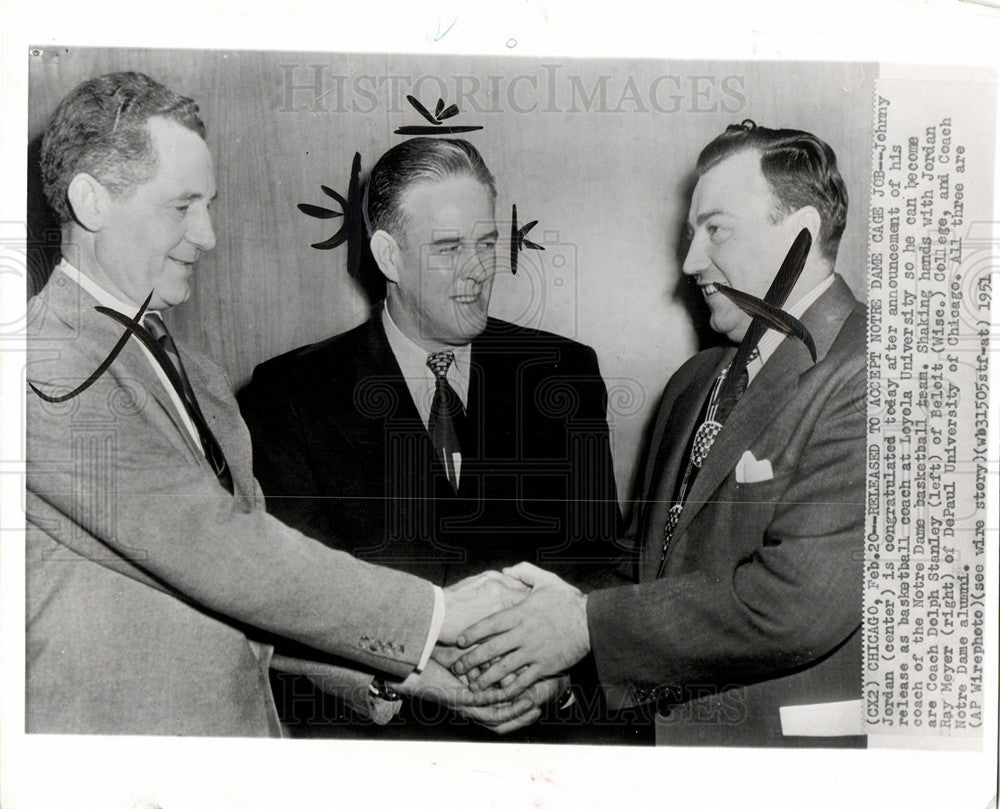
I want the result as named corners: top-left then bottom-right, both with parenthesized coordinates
top-left (430, 229), bottom-right (498, 246)
top-left (694, 208), bottom-right (730, 226)
top-left (170, 191), bottom-right (218, 203)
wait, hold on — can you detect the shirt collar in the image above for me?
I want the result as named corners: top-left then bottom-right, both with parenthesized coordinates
top-left (747, 273), bottom-right (835, 379)
top-left (57, 259), bottom-right (164, 319)
top-left (381, 303), bottom-right (472, 389)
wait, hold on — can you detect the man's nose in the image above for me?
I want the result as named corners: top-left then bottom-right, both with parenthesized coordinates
top-left (681, 231), bottom-right (709, 276)
top-left (187, 208), bottom-right (216, 252)
top-left (464, 245), bottom-right (495, 280)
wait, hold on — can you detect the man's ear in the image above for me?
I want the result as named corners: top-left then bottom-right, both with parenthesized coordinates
top-left (788, 205), bottom-right (822, 248)
top-left (66, 173), bottom-right (108, 232)
top-left (370, 229), bottom-right (403, 284)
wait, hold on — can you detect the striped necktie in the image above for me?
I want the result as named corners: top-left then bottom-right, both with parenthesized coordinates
top-left (143, 313), bottom-right (234, 495)
top-left (426, 351), bottom-right (466, 493)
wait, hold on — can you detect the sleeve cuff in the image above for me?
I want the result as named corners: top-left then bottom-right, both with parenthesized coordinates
top-left (416, 585), bottom-right (445, 672)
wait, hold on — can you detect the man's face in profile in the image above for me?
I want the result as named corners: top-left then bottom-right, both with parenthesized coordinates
top-left (391, 175), bottom-right (498, 349)
top-left (90, 116), bottom-right (217, 310)
top-left (682, 149), bottom-right (805, 342)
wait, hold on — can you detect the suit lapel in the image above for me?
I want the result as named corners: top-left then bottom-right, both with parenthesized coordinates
top-left (677, 337), bottom-right (808, 534)
top-left (637, 351), bottom-right (728, 576)
top-left (666, 276), bottom-right (860, 555)
top-left (336, 315), bottom-right (431, 470)
top-left (180, 341), bottom-right (260, 501)
top-left (40, 277), bottom-right (206, 462)
top-left (461, 332), bottom-right (492, 463)
top-left (648, 351), bottom-right (730, 502)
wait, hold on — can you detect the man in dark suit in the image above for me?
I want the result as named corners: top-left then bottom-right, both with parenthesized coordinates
top-left (238, 137), bottom-right (628, 740)
top-left (25, 72), bottom-right (527, 736)
top-left (453, 122), bottom-right (867, 748)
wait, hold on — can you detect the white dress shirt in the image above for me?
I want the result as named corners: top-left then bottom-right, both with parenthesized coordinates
top-left (746, 273), bottom-right (835, 383)
top-left (58, 260), bottom-right (203, 451)
top-left (382, 305), bottom-right (471, 486)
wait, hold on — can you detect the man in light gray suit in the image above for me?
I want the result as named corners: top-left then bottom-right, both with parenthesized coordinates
top-left (25, 71), bottom-right (530, 736)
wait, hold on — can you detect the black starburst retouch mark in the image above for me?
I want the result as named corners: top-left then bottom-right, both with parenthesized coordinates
top-left (297, 151), bottom-right (366, 277)
top-left (509, 203), bottom-right (544, 275)
top-left (394, 95), bottom-right (484, 135)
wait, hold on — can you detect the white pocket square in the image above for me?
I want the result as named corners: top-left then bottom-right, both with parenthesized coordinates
top-left (735, 450), bottom-right (773, 484)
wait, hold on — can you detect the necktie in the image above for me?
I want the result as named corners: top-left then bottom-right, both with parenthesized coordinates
top-left (689, 351), bottom-right (752, 469)
top-left (426, 351), bottom-right (466, 493)
top-left (658, 347), bottom-right (759, 574)
top-left (657, 229), bottom-right (815, 575)
top-left (143, 313), bottom-right (234, 495)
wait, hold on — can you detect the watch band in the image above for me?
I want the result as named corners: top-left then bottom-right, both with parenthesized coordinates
top-left (368, 677), bottom-right (402, 702)
top-left (367, 677), bottom-right (404, 725)
top-left (556, 685), bottom-right (576, 711)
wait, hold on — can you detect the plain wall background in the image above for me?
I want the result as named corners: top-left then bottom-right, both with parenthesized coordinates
top-left (27, 49), bottom-right (874, 504)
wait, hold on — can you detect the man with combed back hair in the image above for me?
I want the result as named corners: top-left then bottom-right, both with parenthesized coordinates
top-left (452, 121), bottom-right (867, 748)
top-left (239, 136), bottom-right (632, 742)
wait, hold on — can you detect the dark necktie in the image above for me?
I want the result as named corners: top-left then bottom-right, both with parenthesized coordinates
top-left (657, 229), bottom-right (815, 575)
top-left (426, 351), bottom-right (466, 493)
top-left (657, 354), bottom-right (751, 575)
top-left (689, 350), bottom-right (752, 469)
top-left (143, 313), bottom-right (234, 495)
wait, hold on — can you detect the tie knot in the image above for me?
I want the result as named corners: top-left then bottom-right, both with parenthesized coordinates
top-left (426, 351), bottom-right (455, 380)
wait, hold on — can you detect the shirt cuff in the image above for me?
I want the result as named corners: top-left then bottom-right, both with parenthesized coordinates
top-left (416, 585), bottom-right (445, 672)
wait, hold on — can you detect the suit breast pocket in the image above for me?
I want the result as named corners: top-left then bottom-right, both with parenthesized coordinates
top-left (732, 472), bottom-right (791, 502)
top-left (725, 471), bottom-right (793, 552)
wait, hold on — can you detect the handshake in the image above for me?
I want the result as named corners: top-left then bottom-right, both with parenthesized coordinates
top-left (394, 563), bottom-right (592, 735)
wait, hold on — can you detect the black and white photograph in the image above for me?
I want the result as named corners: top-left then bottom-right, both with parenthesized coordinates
top-left (1, 3), bottom-right (997, 808)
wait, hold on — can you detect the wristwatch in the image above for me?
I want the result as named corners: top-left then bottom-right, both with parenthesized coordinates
top-left (556, 682), bottom-right (576, 711)
top-left (367, 677), bottom-right (403, 725)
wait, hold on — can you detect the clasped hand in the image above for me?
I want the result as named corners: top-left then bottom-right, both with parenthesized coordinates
top-left (423, 563), bottom-right (590, 731)
top-left (407, 566), bottom-right (587, 733)
top-left (396, 569), bottom-right (532, 733)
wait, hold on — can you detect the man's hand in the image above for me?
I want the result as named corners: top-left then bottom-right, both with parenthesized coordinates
top-left (395, 659), bottom-right (542, 734)
top-left (396, 658), bottom-right (521, 708)
top-left (430, 642), bottom-right (471, 670)
top-left (451, 562), bottom-right (591, 697)
top-left (459, 675), bottom-right (569, 735)
top-left (439, 570), bottom-right (529, 645)
top-left (400, 657), bottom-right (567, 735)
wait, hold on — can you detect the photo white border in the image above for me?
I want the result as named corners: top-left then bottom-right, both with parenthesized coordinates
top-left (2, 2), bottom-right (997, 808)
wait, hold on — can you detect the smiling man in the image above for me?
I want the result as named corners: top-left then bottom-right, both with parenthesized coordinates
top-left (453, 121), bottom-right (867, 748)
top-left (25, 73), bottom-right (527, 736)
top-left (54, 114), bottom-right (218, 309)
top-left (238, 137), bottom-right (627, 741)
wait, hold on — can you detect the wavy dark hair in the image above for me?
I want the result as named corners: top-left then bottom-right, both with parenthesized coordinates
top-left (696, 119), bottom-right (848, 263)
top-left (41, 71), bottom-right (205, 223)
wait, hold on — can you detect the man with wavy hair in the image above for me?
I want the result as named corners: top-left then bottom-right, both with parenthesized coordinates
top-left (25, 72), bottom-right (522, 736)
